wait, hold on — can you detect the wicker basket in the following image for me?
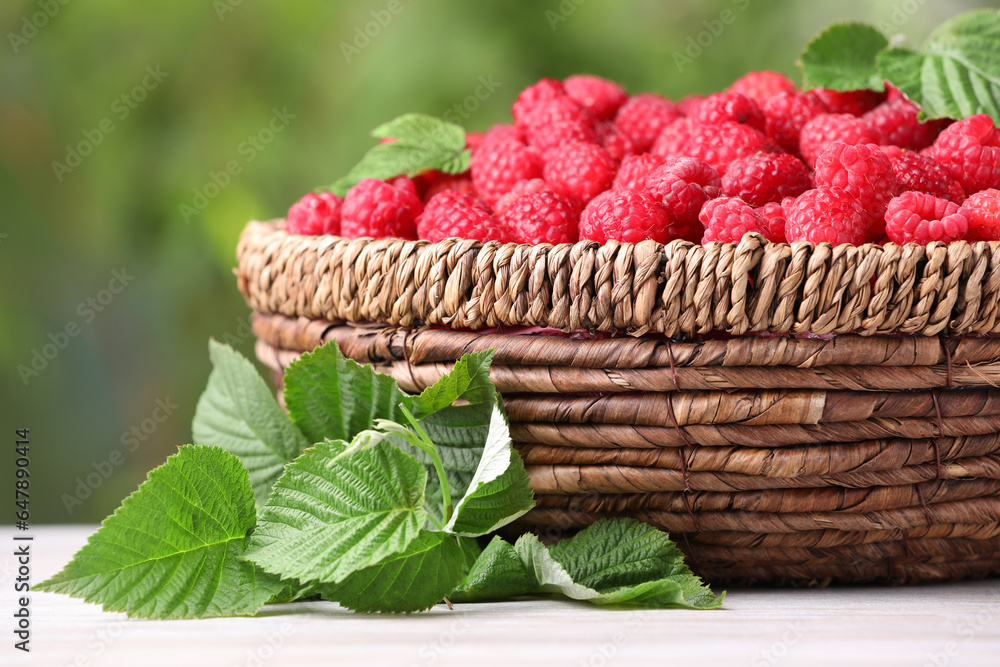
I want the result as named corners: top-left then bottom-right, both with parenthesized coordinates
top-left (236, 220), bottom-right (1000, 586)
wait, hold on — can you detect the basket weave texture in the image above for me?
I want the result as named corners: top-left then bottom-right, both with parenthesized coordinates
top-left (237, 220), bottom-right (1000, 585)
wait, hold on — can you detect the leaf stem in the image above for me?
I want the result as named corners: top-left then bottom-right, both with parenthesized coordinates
top-left (399, 404), bottom-right (453, 523)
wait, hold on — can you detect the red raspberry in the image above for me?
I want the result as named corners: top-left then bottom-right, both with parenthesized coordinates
top-left (722, 153), bottom-right (811, 207)
top-left (470, 138), bottom-right (544, 206)
top-left (493, 178), bottom-right (555, 216)
top-left (763, 91), bottom-right (827, 156)
top-left (528, 119), bottom-right (599, 158)
top-left (643, 157), bottom-right (722, 227)
top-left (481, 123), bottom-right (524, 145)
top-left (756, 201), bottom-right (787, 243)
top-left (650, 117), bottom-right (693, 158)
top-left (465, 131), bottom-right (485, 151)
top-left (416, 191), bottom-right (508, 243)
top-left (799, 113), bottom-right (878, 167)
top-left (564, 74), bottom-right (628, 120)
top-left (613, 153), bottom-right (665, 191)
top-left (699, 196), bottom-right (770, 244)
top-left (727, 70), bottom-right (797, 107)
top-left (285, 191), bottom-right (343, 236)
top-left (930, 114), bottom-right (1000, 194)
top-left (677, 94), bottom-right (706, 116)
top-left (785, 187), bottom-right (868, 245)
top-left (862, 98), bottom-right (942, 151)
top-left (614, 93), bottom-right (684, 153)
top-left (690, 92), bottom-right (766, 133)
top-left (960, 189), bottom-right (1000, 241)
top-left (884, 191), bottom-right (969, 245)
top-left (499, 191), bottom-right (580, 245)
top-left (512, 78), bottom-right (566, 127)
top-left (597, 122), bottom-right (638, 161)
top-left (417, 171), bottom-right (475, 201)
top-left (681, 122), bottom-right (769, 177)
top-left (543, 142), bottom-right (617, 205)
top-left (579, 189), bottom-right (673, 244)
top-left (811, 88), bottom-right (885, 116)
top-left (340, 178), bottom-right (422, 239)
top-left (814, 142), bottom-right (897, 237)
top-left (881, 147), bottom-right (966, 204)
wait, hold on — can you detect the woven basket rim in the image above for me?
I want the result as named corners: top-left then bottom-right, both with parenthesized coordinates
top-left (237, 219), bottom-right (1000, 338)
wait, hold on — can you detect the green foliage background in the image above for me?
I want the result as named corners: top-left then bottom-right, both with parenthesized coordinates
top-left (1, 0), bottom-right (991, 522)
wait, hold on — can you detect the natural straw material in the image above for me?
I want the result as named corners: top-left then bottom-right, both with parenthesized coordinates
top-left (237, 221), bottom-right (1000, 585)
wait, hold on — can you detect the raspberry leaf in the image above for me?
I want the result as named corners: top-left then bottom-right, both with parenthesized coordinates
top-left (877, 9), bottom-right (1000, 123)
top-left (246, 438), bottom-right (428, 585)
top-left (193, 341), bottom-right (311, 506)
top-left (449, 536), bottom-right (533, 603)
top-left (318, 531), bottom-right (466, 613)
top-left (35, 446), bottom-right (284, 619)
top-left (799, 22), bottom-right (888, 91)
top-left (329, 113), bottom-right (469, 196)
top-left (409, 349), bottom-right (496, 419)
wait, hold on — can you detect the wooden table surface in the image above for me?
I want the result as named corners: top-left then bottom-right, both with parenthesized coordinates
top-left (4, 525), bottom-right (999, 667)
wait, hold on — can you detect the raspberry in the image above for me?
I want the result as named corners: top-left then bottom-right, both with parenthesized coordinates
top-left (523, 97), bottom-right (598, 154)
top-left (285, 191), bottom-right (343, 236)
top-left (614, 93), bottom-right (684, 153)
top-left (756, 201), bottom-right (787, 243)
top-left (785, 187), bottom-right (869, 245)
top-left (512, 78), bottom-right (566, 127)
top-left (597, 122), bottom-right (638, 161)
top-left (340, 178), bottom-right (422, 239)
top-left (564, 74), bottom-right (628, 120)
top-left (763, 91), bottom-right (827, 156)
top-left (722, 153), bottom-right (811, 206)
top-left (643, 157), bottom-right (722, 227)
top-left (465, 131), bottom-right (485, 151)
top-left (930, 114), bottom-right (1000, 194)
top-left (650, 117), bottom-right (693, 158)
top-left (470, 137), bottom-right (544, 206)
top-left (677, 94), bottom-right (706, 116)
top-left (499, 191), bottom-right (580, 245)
top-left (884, 191), bottom-right (969, 244)
top-left (727, 70), bottom-right (797, 107)
top-left (613, 153), bottom-right (665, 191)
top-left (481, 123), bottom-right (524, 145)
top-left (799, 113), bottom-right (878, 167)
top-left (416, 191), bottom-right (508, 243)
top-left (417, 171), bottom-right (475, 201)
top-left (493, 178), bottom-right (555, 216)
top-left (882, 147), bottom-right (966, 204)
top-left (811, 88), bottom-right (885, 116)
top-left (699, 196), bottom-right (770, 244)
top-left (681, 122), bottom-right (769, 176)
top-left (579, 189), bottom-right (673, 244)
top-left (960, 189), bottom-right (1000, 241)
top-left (543, 141), bottom-right (617, 205)
top-left (861, 98), bottom-right (942, 151)
top-left (814, 142), bottom-right (897, 237)
top-left (690, 92), bottom-right (766, 133)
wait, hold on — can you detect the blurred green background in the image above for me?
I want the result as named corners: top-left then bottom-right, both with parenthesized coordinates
top-left (2, 0), bottom-right (994, 523)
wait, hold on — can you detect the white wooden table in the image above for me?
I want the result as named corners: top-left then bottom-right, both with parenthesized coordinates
top-left (4, 526), bottom-right (999, 667)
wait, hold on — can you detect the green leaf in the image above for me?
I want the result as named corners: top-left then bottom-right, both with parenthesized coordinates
top-left (799, 22), bottom-right (888, 91)
top-left (35, 446), bottom-right (283, 619)
top-left (545, 518), bottom-right (723, 609)
top-left (328, 113), bottom-right (468, 196)
top-left (409, 350), bottom-right (497, 420)
top-left (320, 531), bottom-right (465, 613)
top-left (283, 340), bottom-right (411, 445)
top-left (246, 439), bottom-right (428, 585)
top-left (449, 536), bottom-right (532, 603)
top-left (877, 9), bottom-right (1000, 123)
top-left (192, 341), bottom-right (310, 506)
top-left (445, 405), bottom-right (535, 536)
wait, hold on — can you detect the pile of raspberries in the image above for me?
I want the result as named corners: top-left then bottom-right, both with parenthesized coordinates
top-left (286, 72), bottom-right (1000, 246)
